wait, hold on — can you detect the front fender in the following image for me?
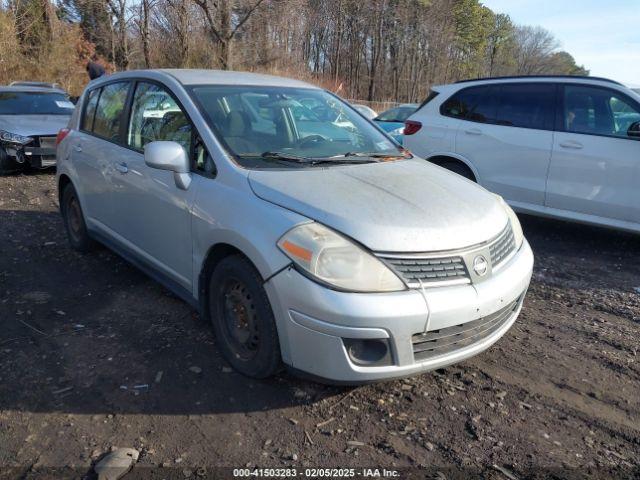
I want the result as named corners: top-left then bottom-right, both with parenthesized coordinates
top-left (190, 174), bottom-right (309, 300)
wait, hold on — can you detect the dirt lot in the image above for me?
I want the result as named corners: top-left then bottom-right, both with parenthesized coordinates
top-left (1, 171), bottom-right (639, 479)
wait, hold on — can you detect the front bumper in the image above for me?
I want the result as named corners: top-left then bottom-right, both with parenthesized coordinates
top-left (265, 239), bottom-right (534, 383)
top-left (3, 136), bottom-right (57, 168)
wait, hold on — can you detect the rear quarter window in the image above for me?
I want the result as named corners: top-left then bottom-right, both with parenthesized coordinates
top-left (81, 88), bottom-right (100, 132)
top-left (440, 86), bottom-right (491, 119)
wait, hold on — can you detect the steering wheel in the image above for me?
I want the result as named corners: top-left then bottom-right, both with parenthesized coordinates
top-left (296, 134), bottom-right (331, 149)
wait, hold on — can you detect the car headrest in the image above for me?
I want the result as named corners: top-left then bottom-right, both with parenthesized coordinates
top-left (226, 111), bottom-right (251, 137)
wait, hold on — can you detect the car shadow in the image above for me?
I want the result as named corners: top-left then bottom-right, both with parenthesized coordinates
top-left (0, 209), bottom-right (344, 417)
top-left (1, 208), bottom-right (638, 417)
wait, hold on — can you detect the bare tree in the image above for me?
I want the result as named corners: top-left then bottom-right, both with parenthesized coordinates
top-left (136, 0), bottom-right (153, 67)
top-left (0, 0), bottom-right (590, 101)
top-left (191, 0), bottom-right (265, 69)
top-left (106, 0), bottom-right (129, 68)
top-left (512, 25), bottom-right (559, 74)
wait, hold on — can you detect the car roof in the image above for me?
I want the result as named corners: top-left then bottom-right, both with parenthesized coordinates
top-left (0, 86), bottom-right (67, 94)
top-left (10, 81), bottom-right (62, 88)
top-left (95, 69), bottom-right (321, 90)
top-left (435, 75), bottom-right (627, 91)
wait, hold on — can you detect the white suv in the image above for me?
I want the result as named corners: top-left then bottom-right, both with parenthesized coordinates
top-left (404, 75), bottom-right (640, 233)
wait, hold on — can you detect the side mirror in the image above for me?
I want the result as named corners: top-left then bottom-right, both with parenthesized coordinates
top-left (627, 121), bottom-right (640, 139)
top-left (144, 141), bottom-right (191, 190)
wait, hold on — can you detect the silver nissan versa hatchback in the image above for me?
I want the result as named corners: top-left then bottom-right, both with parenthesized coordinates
top-left (56, 70), bottom-right (534, 383)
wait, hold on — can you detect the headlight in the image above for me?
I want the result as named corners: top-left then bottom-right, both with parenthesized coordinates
top-left (0, 130), bottom-right (33, 145)
top-left (497, 196), bottom-right (524, 249)
top-left (277, 223), bottom-right (405, 292)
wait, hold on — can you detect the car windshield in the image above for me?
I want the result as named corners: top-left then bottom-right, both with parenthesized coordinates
top-left (189, 85), bottom-right (404, 168)
top-left (0, 91), bottom-right (74, 115)
top-left (375, 106), bottom-right (417, 122)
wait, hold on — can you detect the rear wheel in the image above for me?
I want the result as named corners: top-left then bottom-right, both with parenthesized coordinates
top-left (61, 184), bottom-right (96, 253)
top-left (208, 255), bottom-right (281, 378)
top-left (437, 160), bottom-right (476, 181)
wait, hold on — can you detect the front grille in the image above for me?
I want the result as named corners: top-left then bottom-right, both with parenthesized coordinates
top-left (38, 136), bottom-right (56, 151)
top-left (378, 222), bottom-right (516, 289)
top-left (37, 136), bottom-right (57, 165)
top-left (412, 297), bottom-right (521, 362)
top-left (382, 256), bottom-right (469, 288)
top-left (24, 136), bottom-right (57, 166)
top-left (489, 223), bottom-right (516, 267)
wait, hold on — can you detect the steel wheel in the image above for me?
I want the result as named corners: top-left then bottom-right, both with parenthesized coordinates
top-left (208, 255), bottom-right (281, 378)
top-left (221, 278), bottom-right (260, 361)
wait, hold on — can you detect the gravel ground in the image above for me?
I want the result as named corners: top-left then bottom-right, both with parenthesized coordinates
top-left (1, 171), bottom-right (639, 479)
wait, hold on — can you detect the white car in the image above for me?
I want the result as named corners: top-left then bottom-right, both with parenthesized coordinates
top-left (352, 104), bottom-right (377, 119)
top-left (404, 75), bottom-right (640, 234)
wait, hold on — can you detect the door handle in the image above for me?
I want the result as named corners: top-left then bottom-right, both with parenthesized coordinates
top-left (464, 128), bottom-right (482, 135)
top-left (559, 141), bottom-right (583, 149)
top-left (116, 162), bottom-right (128, 174)
top-left (73, 145), bottom-right (82, 152)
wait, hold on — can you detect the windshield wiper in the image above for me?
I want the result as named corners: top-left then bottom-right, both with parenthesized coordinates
top-left (260, 151), bottom-right (315, 163)
top-left (260, 151), bottom-right (378, 165)
top-left (338, 151), bottom-right (406, 159)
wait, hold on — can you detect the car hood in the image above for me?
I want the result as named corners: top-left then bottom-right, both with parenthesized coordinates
top-left (248, 159), bottom-right (509, 253)
top-left (0, 115), bottom-right (70, 137)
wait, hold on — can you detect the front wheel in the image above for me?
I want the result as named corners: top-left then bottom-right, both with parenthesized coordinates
top-left (208, 256), bottom-right (282, 378)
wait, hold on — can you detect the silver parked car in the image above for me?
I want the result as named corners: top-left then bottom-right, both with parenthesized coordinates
top-left (0, 85), bottom-right (74, 174)
top-left (56, 70), bottom-right (534, 383)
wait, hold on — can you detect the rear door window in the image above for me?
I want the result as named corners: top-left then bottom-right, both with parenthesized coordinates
top-left (494, 83), bottom-right (555, 130)
top-left (92, 82), bottom-right (130, 141)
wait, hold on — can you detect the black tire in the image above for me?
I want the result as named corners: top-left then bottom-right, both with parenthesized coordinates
top-left (208, 255), bottom-right (281, 378)
top-left (439, 160), bottom-right (476, 181)
top-left (61, 183), bottom-right (97, 253)
top-left (0, 147), bottom-right (22, 175)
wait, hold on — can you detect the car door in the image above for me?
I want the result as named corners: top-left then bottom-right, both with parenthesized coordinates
top-left (453, 83), bottom-right (555, 207)
top-left (71, 82), bottom-right (131, 232)
top-left (546, 84), bottom-right (640, 224)
top-left (110, 81), bottom-right (199, 291)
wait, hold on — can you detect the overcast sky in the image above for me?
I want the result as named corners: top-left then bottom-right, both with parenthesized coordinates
top-left (480, 0), bottom-right (640, 86)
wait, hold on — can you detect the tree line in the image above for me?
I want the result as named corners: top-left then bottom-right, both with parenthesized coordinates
top-left (1, 0), bottom-right (588, 100)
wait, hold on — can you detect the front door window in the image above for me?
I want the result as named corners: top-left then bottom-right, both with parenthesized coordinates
top-left (564, 85), bottom-right (640, 139)
top-left (127, 82), bottom-right (192, 153)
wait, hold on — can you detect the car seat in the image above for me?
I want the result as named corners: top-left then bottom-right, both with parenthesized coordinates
top-left (222, 111), bottom-right (257, 155)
